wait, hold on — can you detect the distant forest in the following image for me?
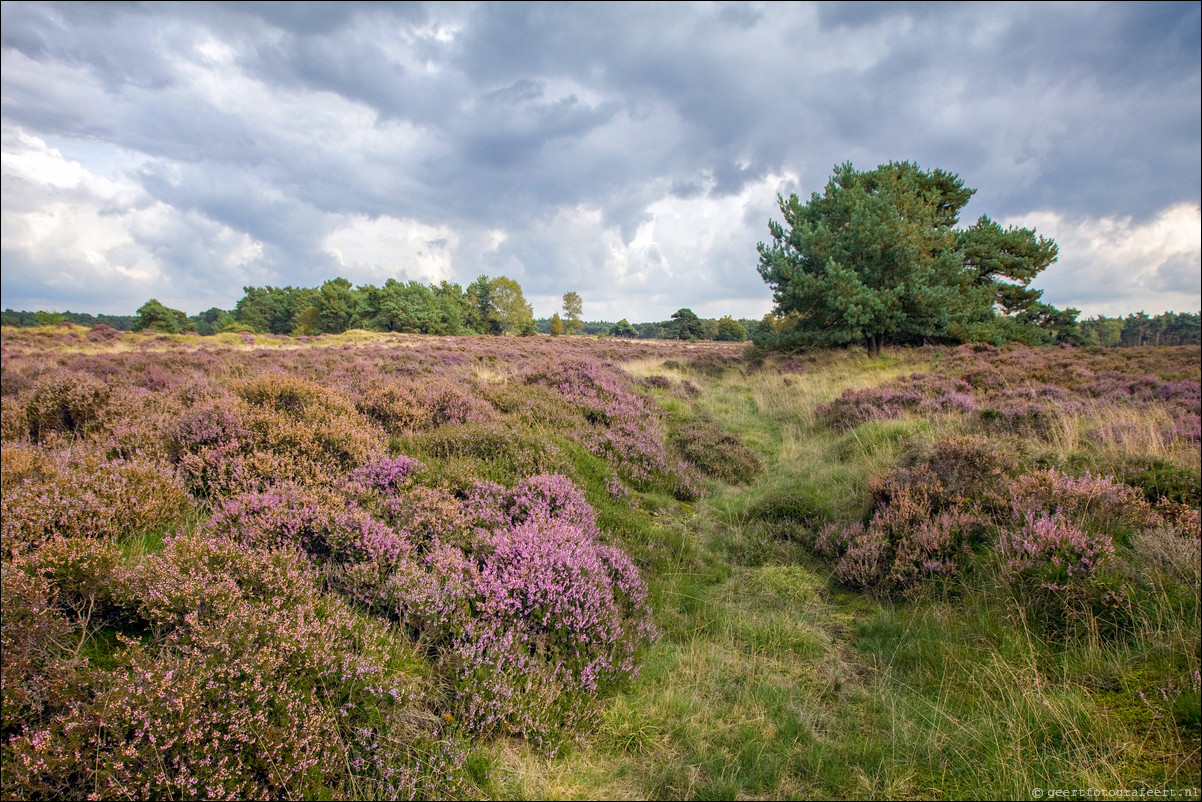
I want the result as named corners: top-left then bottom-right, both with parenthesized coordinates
top-left (3, 275), bottom-right (1199, 347)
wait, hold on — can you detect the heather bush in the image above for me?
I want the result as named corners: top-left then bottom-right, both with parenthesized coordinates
top-left (1, 396), bottom-right (27, 442)
top-left (170, 381), bottom-right (386, 497)
top-left (345, 375), bottom-right (429, 433)
top-left (422, 378), bottom-right (496, 428)
top-left (0, 559), bottom-right (86, 743)
top-left (817, 372), bottom-right (976, 431)
top-left (523, 359), bottom-right (701, 499)
top-left (670, 420), bottom-right (762, 484)
top-left (331, 471), bottom-right (655, 749)
top-left (996, 512), bottom-right (1129, 632)
top-left (31, 535), bottom-right (126, 619)
top-left (100, 386), bottom-right (187, 462)
top-left (23, 370), bottom-right (110, 440)
top-left (4, 535), bottom-right (457, 801)
top-left (1006, 469), bottom-right (1160, 534)
top-left (203, 484), bottom-right (406, 566)
top-left (897, 435), bottom-right (1016, 507)
top-left (453, 514), bottom-right (655, 746)
top-left (86, 323), bottom-right (122, 343)
top-left (1, 451), bottom-right (193, 557)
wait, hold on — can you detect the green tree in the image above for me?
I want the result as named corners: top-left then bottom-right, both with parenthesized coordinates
top-left (489, 276), bottom-right (536, 335)
top-left (611, 318), bottom-right (637, 338)
top-left (715, 315), bottom-right (747, 342)
top-left (316, 278), bottom-right (357, 334)
top-left (667, 308), bottom-right (705, 341)
top-left (190, 307), bottom-right (234, 336)
top-left (756, 161), bottom-right (1061, 353)
top-left (562, 291), bottom-right (583, 335)
top-left (466, 275), bottom-right (501, 334)
top-left (133, 299), bottom-right (190, 334)
top-left (549, 312), bottom-right (565, 336)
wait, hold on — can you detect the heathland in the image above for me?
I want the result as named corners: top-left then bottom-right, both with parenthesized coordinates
top-left (1, 324), bottom-right (1198, 799)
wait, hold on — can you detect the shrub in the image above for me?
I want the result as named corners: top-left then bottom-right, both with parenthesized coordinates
top-left (452, 515), bottom-right (654, 746)
top-left (335, 473), bottom-right (656, 749)
top-left (1006, 469), bottom-right (1159, 533)
top-left (1, 396), bottom-right (27, 442)
top-left (23, 370), bottom-right (110, 440)
top-left (670, 420), bottom-right (762, 484)
top-left (0, 451), bottom-right (193, 557)
top-left (0, 559), bottom-right (85, 741)
top-left (170, 382), bottom-right (387, 498)
top-left (3, 535), bottom-right (452, 801)
top-left (997, 513), bottom-right (1128, 632)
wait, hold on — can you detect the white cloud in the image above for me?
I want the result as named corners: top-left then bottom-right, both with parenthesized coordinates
top-left (322, 214), bottom-right (459, 284)
top-left (1, 128), bottom-right (265, 313)
top-left (1018, 203), bottom-right (1202, 316)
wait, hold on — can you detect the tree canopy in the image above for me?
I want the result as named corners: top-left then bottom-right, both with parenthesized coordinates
top-left (562, 291), bottom-right (583, 335)
top-left (756, 161), bottom-right (1072, 353)
top-left (133, 299), bottom-right (190, 334)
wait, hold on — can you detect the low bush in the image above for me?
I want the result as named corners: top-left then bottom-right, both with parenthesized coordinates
top-left (997, 512), bottom-right (1129, 633)
top-left (23, 370), bottom-right (111, 440)
top-left (670, 420), bottom-right (762, 484)
top-left (4, 535), bottom-right (454, 800)
top-left (0, 451), bottom-right (193, 557)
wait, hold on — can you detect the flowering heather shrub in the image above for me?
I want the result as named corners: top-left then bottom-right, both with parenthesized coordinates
top-left (348, 454), bottom-right (424, 493)
top-left (454, 516), bottom-right (654, 745)
top-left (204, 484), bottom-right (406, 567)
top-left (4, 535), bottom-right (450, 801)
top-left (887, 509), bottom-right (982, 589)
top-left (813, 521), bottom-right (862, 559)
top-left (345, 374), bottom-right (429, 433)
top-left (0, 451), bottom-right (193, 557)
top-left (825, 464), bottom-right (987, 594)
top-left (23, 370), bottom-right (110, 440)
top-left (374, 484), bottom-right (468, 553)
top-left (1, 395), bottom-right (27, 442)
top-left (996, 513), bottom-right (1127, 628)
top-left (907, 435), bottom-right (1016, 506)
top-left (0, 559), bottom-right (85, 741)
top-left (31, 535), bottom-right (126, 617)
top-left (422, 377), bottom-right (496, 428)
top-left (523, 358), bottom-right (701, 499)
top-left (833, 527), bottom-right (890, 589)
top-left (978, 389), bottom-right (1081, 436)
top-left (337, 471), bottom-right (655, 748)
top-left (100, 385), bottom-right (187, 462)
top-left (170, 381), bottom-right (387, 497)
top-left (86, 323), bottom-right (122, 343)
top-left (640, 375), bottom-right (673, 390)
top-left (817, 372), bottom-right (976, 431)
top-left (670, 420), bottom-right (762, 484)
top-left (1006, 469), bottom-right (1159, 532)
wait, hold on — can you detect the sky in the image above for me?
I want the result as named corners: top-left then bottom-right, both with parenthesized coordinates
top-left (2, 1), bottom-right (1199, 323)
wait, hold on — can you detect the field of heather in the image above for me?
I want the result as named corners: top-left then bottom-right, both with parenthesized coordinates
top-left (1, 324), bottom-right (1199, 800)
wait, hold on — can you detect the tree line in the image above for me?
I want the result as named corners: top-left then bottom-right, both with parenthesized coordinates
top-left (3, 299), bottom-right (1196, 348)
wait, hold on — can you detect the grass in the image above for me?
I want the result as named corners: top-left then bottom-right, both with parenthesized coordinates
top-left (483, 348), bottom-right (1201, 799)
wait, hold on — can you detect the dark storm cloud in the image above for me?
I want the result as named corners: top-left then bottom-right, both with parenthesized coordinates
top-left (2, 1), bottom-right (1198, 318)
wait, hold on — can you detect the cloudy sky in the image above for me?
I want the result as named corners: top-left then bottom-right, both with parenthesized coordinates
top-left (2, 1), bottom-right (1199, 322)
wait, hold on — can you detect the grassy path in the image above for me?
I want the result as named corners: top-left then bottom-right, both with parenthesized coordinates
top-left (483, 351), bottom-right (1200, 800)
